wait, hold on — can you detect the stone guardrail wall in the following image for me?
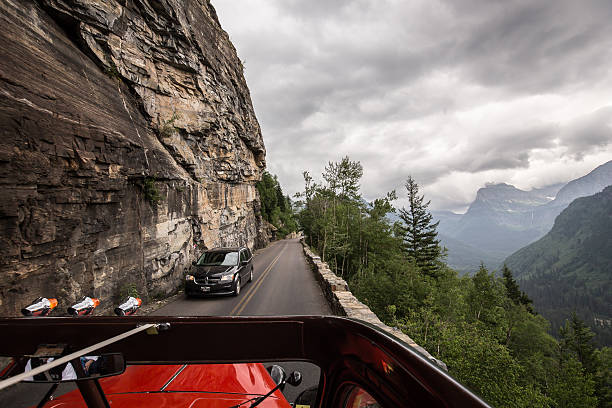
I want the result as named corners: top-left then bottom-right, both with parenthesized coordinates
top-left (301, 239), bottom-right (447, 370)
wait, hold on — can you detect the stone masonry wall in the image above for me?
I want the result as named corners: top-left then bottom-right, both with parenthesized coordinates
top-left (301, 239), bottom-right (448, 370)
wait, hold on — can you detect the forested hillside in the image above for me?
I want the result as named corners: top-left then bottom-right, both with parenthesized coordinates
top-left (256, 171), bottom-right (297, 237)
top-left (297, 157), bottom-right (612, 408)
top-left (435, 160), bottom-right (612, 274)
top-left (505, 185), bottom-right (612, 346)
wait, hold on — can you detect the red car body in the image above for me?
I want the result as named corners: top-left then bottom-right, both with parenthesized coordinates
top-left (40, 364), bottom-right (290, 407)
top-left (0, 316), bottom-right (492, 407)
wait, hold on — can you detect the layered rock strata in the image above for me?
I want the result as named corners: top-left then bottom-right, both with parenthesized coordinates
top-left (0, 0), bottom-right (267, 315)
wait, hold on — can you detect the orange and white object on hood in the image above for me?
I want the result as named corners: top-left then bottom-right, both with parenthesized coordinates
top-left (67, 297), bottom-right (100, 316)
top-left (20, 297), bottom-right (58, 317)
top-left (114, 297), bottom-right (142, 316)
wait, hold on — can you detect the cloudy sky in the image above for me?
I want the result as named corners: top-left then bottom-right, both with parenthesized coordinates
top-left (213, 0), bottom-right (612, 212)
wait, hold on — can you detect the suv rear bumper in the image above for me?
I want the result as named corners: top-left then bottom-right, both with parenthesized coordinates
top-left (185, 280), bottom-right (234, 296)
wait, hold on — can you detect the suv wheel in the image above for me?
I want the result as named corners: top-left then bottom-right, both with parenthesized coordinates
top-left (248, 268), bottom-right (253, 283)
top-left (233, 276), bottom-right (241, 296)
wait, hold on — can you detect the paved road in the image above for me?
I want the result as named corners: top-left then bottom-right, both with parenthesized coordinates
top-left (152, 238), bottom-right (332, 316)
top-left (0, 238), bottom-right (330, 407)
top-left (152, 237), bottom-right (332, 403)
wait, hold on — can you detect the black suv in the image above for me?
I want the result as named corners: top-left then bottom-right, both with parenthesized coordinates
top-left (185, 247), bottom-right (254, 297)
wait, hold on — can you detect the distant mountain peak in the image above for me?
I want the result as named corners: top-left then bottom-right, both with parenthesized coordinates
top-left (468, 182), bottom-right (551, 215)
top-left (483, 182), bottom-right (514, 188)
top-left (503, 185), bottom-right (612, 345)
top-left (436, 160), bottom-right (612, 276)
top-left (552, 160), bottom-right (612, 206)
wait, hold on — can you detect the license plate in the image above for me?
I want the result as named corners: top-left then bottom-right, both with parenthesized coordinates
top-left (201, 287), bottom-right (210, 292)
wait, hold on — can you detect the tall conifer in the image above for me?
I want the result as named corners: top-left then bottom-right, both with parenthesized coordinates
top-left (502, 264), bottom-right (534, 314)
top-left (397, 176), bottom-right (441, 276)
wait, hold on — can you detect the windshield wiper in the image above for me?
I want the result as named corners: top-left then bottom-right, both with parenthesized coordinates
top-left (227, 369), bottom-right (302, 408)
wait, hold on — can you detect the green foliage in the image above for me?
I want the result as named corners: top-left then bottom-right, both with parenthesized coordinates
top-left (104, 63), bottom-right (121, 80)
top-left (297, 156), bottom-right (400, 279)
top-left (159, 112), bottom-right (180, 138)
top-left (594, 347), bottom-right (612, 408)
top-left (119, 283), bottom-right (139, 300)
top-left (432, 322), bottom-right (550, 408)
top-left (256, 171), bottom-right (297, 237)
top-left (299, 157), bottom-right (610, 407)
top-left (505, 186), bottom-right (612, 345)
top-left (397, 176), bottom-right (442, 276)
top-left (144, 176), bottom-right (161, 206)
top-left (549, 356), bottom-right (598, 408)
top-left (502, 264), bottom-right (534, 313)
top-left (467, 264), bottom-right (504, 326)
top-left (560, 313), bottom-right (599, 373)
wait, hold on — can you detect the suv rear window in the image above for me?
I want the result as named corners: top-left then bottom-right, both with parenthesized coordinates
top-left (196, 251), bottom-right (238, 266)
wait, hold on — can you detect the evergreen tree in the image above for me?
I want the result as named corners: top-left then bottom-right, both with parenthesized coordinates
top-left (549, 356), bottom-right (598, 408)
top-left (256, 171), bottom-right (296, 237)
top-left (560, 313), bottom-right (598, 374)
top-left (296, 158), bottom-right (612, 407)
top-left (397, 176), bottom-right (441, 276)
top-left (502, 264), bottom-right (534, 314)
top-left (276, 184), bottom-right (287, 212)
top-left (594, 347), bottom-right (612, 408)
top-left (256, 171), bottom-right (278, 221)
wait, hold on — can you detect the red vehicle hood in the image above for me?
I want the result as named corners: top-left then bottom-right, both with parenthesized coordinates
top-left (41, 364), bottom-right (290, 407)
top-left (45, 393), bottom-right (287, 408)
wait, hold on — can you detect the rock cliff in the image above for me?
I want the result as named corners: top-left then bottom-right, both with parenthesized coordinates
top-left (0, 0), bottom-right (267, 315)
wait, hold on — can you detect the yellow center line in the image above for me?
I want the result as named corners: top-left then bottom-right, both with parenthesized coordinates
top-left (230, 243), bottom-right (287, 316)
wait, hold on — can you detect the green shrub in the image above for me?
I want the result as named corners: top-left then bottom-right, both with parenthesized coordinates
top-left (144, 176), bottom-right (161, 206)
top-left (104, 63), bottom-right (121, 80)
top-left (159, 113), bottom-right (180, 138)
top-left (119, 283), bottom-right (139, 300)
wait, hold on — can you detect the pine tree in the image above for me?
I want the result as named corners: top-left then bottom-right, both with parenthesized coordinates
top-left (256, 171), bottom-right (296, 237)
top-left (502, 264), bottom-right (534, 314)
top-left (560, 313), bottom-right (598, 375)
top-left (397, 176), bottom-right (441, 276)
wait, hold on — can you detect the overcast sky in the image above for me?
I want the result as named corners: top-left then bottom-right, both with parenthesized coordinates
top-left (213, 0), bottom-right (612, 212)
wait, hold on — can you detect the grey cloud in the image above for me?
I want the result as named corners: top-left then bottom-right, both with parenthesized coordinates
top-left (446, 0), bottom-right (612, 92)
top-left (460, 126), bottom-right (558, 172)
top-left (272, 0), bottom-right (377, 22)
top-left (246, 0), bottom-right (612, 140)
top-left (350, 124), bottom-right (559, 203)
top-left (214, 0), bottom-right (612, 210)
top-left (560, 107), bottom-right (612, 159)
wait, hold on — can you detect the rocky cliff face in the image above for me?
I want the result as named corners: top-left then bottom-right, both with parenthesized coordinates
top-left (0, 0), bottom-right (267, 315)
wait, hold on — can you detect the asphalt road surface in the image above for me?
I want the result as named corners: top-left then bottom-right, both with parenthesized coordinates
top-left (152, 237), bottom-right (332, 403)
top-left (0, 238), bottom-right (332, 406)
top-left (151, 238), bottom-right (332, 317)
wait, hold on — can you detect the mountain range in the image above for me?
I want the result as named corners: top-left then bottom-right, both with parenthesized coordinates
top-left (434, 160), bottom-right (612, 274)
top-left (504, 185), bottom-right (612, 345)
